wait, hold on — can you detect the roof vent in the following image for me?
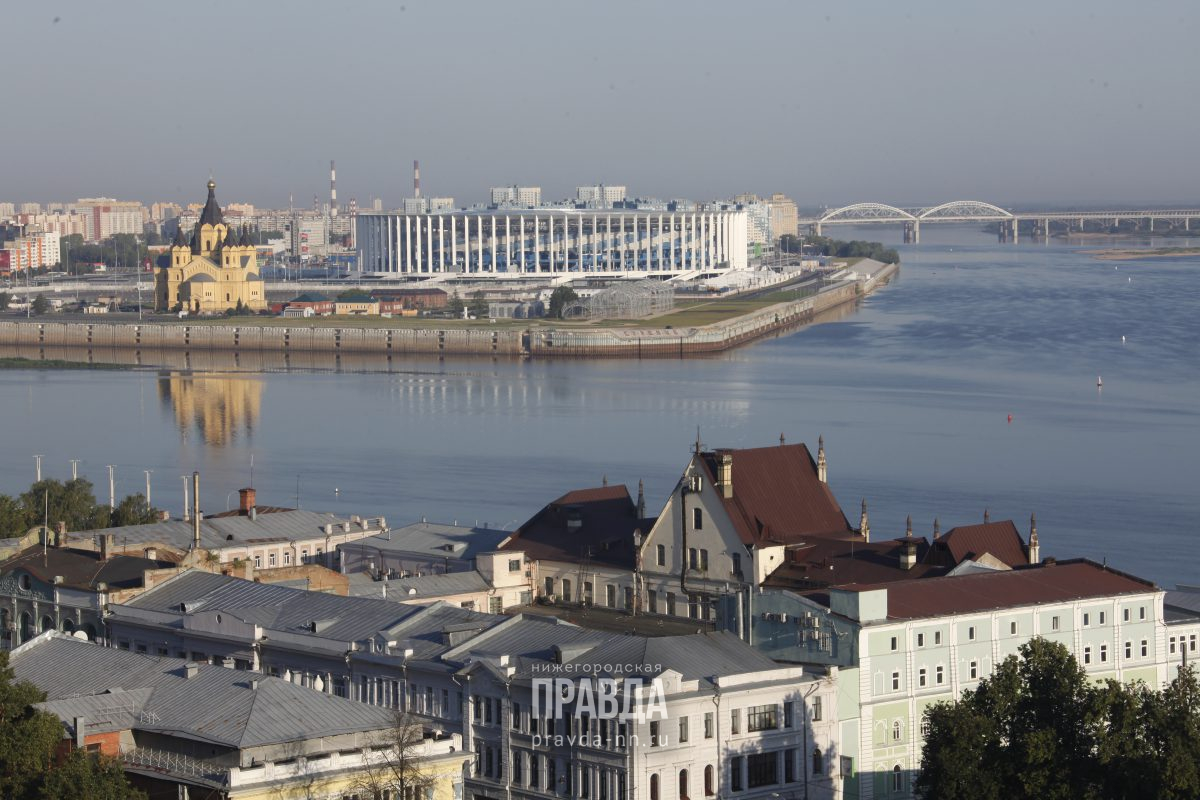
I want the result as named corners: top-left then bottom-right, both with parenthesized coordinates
top-left (184, 662), bottom-right (199, 679)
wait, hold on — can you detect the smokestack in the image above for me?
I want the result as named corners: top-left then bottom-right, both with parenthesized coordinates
top-left (330, 160), bottom-right (337, 218)
top-left (413, 160), bottom-right (421, 199)
top-left (191, 472), bottom-right (201, 550)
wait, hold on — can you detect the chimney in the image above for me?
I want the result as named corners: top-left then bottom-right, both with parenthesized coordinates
top-left (185, 662), bottom-right (199, 679)
top-left (157, 510), bottom-right (170, 522)
top-left (859, 499), bottom-right (870, 543)
top-left (99, 533), bottom-right (115, 561)
top-left (933, 518), bottom-right (940, 540)
top-left (73, 717), bottom-right (86, 749)
top-left (1028, 512), bottom-right (1040, 565)
top-left (238, 487), bottom-right (256, 515)
top-left (900, 516), bottom-right (917, 570)
top-left (53, 521), bottom-right (66, 548)
top-left (144, 547), bottom-right (157, 561)
top-left (817, 436), bottom-right (827, 483)
top-left (983, 508), bottom-right (990, 524)
top-left (717, 451), bottom-right (733, 499)
top-left (191, 472), bottom-right (201, 549)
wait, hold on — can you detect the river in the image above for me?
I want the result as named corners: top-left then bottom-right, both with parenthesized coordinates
top-left (1, 224), bottom-right (1197, 588)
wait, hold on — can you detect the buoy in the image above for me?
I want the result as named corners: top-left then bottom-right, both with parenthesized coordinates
top-left (1128, 277), bottom-right (1132, 282)
top-left (1121, 335), bottom-right (1126, 343)
top-left (1007, 414), bottom-right (1013, 423)
top-left (1097, 376), bottom-right (1103, 388)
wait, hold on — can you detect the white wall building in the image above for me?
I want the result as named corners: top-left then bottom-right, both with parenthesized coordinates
top-left (577, 185), bottom-right (627, 207)
top-left (491, 186), bottom-right (542, 207)
top-left (356, 208), bottom-right (748, 276)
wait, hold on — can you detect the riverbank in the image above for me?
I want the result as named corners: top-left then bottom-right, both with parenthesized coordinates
top-left (0, 263), bottom-right (896, 361)
top-left (1083, 247), bottom-right (1200, 261)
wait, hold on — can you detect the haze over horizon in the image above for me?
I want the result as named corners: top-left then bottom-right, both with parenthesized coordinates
top-left (7, 0), bottom-right (1198, 209)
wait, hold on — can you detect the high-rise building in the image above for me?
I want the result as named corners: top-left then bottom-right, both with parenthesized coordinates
top-left (0, 203), bottom-right (15, 219)
top-left (18, 202), bottom-right (41, 215)
top-left (490, 186), bottom-right (542, 207)
top-left (73, 198), bottom-right (144, 242)
top-left (576, 185), bottom-right (626, 207)
top-left (768, 192), bottom-right (799, 240)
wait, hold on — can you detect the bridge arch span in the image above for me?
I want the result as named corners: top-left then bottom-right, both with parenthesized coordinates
top-left (819, 203), bottom-right (916, 223)
top-left (918, 200), bottom-right (1013, 220)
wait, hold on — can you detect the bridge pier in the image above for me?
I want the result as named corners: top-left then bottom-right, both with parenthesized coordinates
top-left (999, 218), bottom-right (1019, 243)
top-left (903, 221), bottom-right (920, 244)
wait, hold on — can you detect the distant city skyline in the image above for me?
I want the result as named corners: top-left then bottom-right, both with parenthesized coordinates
top-left (6, 0), bottom-right (1198, 208)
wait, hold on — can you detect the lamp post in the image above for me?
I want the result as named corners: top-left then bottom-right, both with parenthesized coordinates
top-left (68, 459), bottom-right (80, 481)
top-left (33, 454), bottom-right (43, 483)
top-left (143, 469), bottom-right (152, 506)
top-left (106, 465), bottom-right (115, 510)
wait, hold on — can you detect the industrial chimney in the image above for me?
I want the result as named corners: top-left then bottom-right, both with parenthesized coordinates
top-left (330, 160), bottom-right (337, 218)
top-left (191, 472), bottom-right (201, 550)
top-left (413, 160), bottom-right (421, 199)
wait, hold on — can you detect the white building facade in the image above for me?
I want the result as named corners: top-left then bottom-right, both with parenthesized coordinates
top-left (356, 209), bottom-right (748, 277)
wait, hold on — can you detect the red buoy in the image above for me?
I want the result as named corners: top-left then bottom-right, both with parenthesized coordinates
top-left (1007, 414), bottom-right (1013, 423)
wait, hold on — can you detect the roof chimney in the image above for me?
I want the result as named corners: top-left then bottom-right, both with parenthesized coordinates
top-left (185, 662), bottom-right (199, 679)
top-left (238, 487), bottom-right (256, 515)
top-left (1028, 512), bottom-right (1039, 565)
top-left (717, 451), bottom-right (733, 499)
top-left (859, 499), bottom-right (870, 543)
top-left (144, 547), bottom-right (157, 561)
top-left (983, 508), bottom-right (990, 524)
top-left (99, 533), bottom-right (114, 561)
top-left (191, 472), bottom-right (201, 549)
top-left (817, 436), bottom-right (827, 483)
top-left (933, 518), bottom-right (941, 539)
top-left (53, 521), bottom-right (66, 548)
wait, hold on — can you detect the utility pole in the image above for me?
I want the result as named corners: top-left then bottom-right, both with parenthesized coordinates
top-left (68, 459), bottom-right (80, 481)
top-left (33, 454), bottom-right (43, 482)
top-left (106, 465), bottom-right (115, 510)
top-left (143, 469), bottom-right (152, 505)
top-left (180, 475), bottom-right (190, 521)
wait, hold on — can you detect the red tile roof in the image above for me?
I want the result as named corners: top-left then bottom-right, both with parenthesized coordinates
top-left (839, 560), bottom-right (1156, 620)
top-left (501, 486), bottom-right (653, 570)
top-left (697, 444), bottom-right (853, 546)
top-left (766, 536), bottom-right (948, 589)
top-left (926, 520), bottom-right (1030, 568)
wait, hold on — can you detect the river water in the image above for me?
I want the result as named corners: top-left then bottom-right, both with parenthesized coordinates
top-left (2, 225), bottom-right (1197, 588)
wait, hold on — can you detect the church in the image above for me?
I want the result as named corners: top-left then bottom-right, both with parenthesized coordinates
top-left (155, 180), bottom-right (266, 314)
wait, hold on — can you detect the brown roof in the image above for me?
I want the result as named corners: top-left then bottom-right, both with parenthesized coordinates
top-left (501, 486), bottom-right (654, 570)
top-left (1, 546), bottom-right (171, 591)
top-left (926, 520), bottom-right (1030, 569)
top-left (765, 536), bottom-right (949, 589)
top-left (839, 560), bottom-right (1157, 621)
top-left (697, 444), bottom-right (853, 546)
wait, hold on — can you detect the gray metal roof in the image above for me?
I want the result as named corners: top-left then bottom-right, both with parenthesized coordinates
top-left (14, 635), bottom-right (399, 749)
top-left (1165, 589), bottom-right (1200, 624)
top-left (560, 630), bottom-right (782, 686)
top-left (347, 570), bottom-right (491, 600)
top-left (65, 509), bottom-right (380, 553)
top-left (120, 569), bottom-right (498, 651)
top-left (347, 522), bottom-right (510, 562)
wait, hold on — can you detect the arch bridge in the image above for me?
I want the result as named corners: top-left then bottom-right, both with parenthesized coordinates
top-left (802, 201), bottom-right (1200, 243)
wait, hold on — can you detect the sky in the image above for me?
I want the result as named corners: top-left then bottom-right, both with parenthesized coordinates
top-left (6, 0), bottom-right (1199, 210)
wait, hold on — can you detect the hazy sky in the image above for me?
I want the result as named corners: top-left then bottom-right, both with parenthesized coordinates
top-left (7, 0), bottom-right (1198, 209)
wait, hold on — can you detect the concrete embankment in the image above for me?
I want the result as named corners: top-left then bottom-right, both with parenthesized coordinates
top-left (0, 264), bottom-right (896, 361)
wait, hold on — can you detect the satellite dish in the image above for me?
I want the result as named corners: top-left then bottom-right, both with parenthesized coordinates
top-left (72, 630), bottom-right (89, 641)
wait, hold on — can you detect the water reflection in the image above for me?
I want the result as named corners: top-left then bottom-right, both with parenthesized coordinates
top-left (156, 372), bottom-right (263, 446)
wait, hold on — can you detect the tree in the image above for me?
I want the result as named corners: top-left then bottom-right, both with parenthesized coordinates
top-left (0, 495), bottom-right (27, 538)
top-left (18, 479), bottom-right (109, 534)
top-left (109, 494), bottom-right (160, 528)
top-left (468, 291), bottom-right (489, 319)
top-left (0, 292), bottom-right (11, 310)
top-left (30, 295), bottom-right (49, 316)
top-left (447, 292), bottom-right (464, 318)
top-left (351, 712), bottom-right (433, 800)
top-left (916, 638), bottom-right (1103, 800)
top-left (548, 286), bottom-right (578, 318)
top-left (38, 750), bottom-right (146, 800)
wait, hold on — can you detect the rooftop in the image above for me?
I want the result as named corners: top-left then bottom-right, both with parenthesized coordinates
top-left (12, 634), bottom-right (399, 750)
top-left (347, 522), bottom-right (510, 564)
top-left (501, 485), bottom-right (653, 570)
top-left (0, 545), bottom-right (173, 591)
top-left (347, 569), bottom-right (491, 600)
top-left (837, 559), bottom-right (1157, 621)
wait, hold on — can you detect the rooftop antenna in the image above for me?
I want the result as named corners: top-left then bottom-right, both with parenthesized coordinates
top-left (694, 427), bottom-right (703, 455)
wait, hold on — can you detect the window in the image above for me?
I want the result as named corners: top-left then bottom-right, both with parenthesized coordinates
top-left (544, 577), bottom-right (555, 596)
top-left (1084, 646), bottom-right (1092, 665)
top-left (731, 553), bottom-right (742, 577)
top-left (1141, 640), bottom-right (1148, 657)
top-left (693, 507), bottom-right (703, 530)
top-left (892, 765), bottom-right (903, 792)
top-left (890, 636), bottom-right (898, 651)
top-left (656, 544), bottom-right (665, 566)
top-left (812, 695), bottom-right (822, 721)
top-left (704, 765), bottom-right (715, 796)
top-left (562, 579), bottom-right (572, 601)
top-left (509, 559), bottom-right (522, 572)
top-left (704, 712), bottom-right (714, 738)
top-left (679, 715), bottom-right (689, 743)
top-left (253, 555), bottom-right (262, 568)
top-left (892, 720), bottom-right (902, 742)
top-left (936, 665), bottom-right (945, 685)
top-left (512, 702), bottom-right (522, 730)
top-left (918, 668), bottom-right (927, 688)
top-left (917, 633), bottom-right (925, 647)
top-left (746, 704), bottom-right (778, 732)
top-left (512, 753), bottom-right (523, 784)
top-left (1010, 621), bottom-right (1018, 635)
top-left (812, 748), bottom-right (823, 775)
top-left (679, 769), bottom-right (690, 799)
top-left (1083, 612), bottom-right (1090, 626)
top-left (1170, 637), bottom-right (1177, 654)
top-left (1100, 611), bottom-right (1106, 625)
top-left (1100, 644), bottom-right (1108, 663)
top-left (1191, 635), bottom-right (1197, 652)
top-left (968, 626), bottom-right (976, 641)
top-left (689, 548), bottom-right (698, 570)
top-left (730, 709), bottom-right (740, 735)
top-left (283, 551), bottom-right (292, 566)
top-left (650, 774), bottom-right (659, 800)
top-left (1125, 641), bottom-right (1132, 659)
top-left (969, 660), bottom-right (978, 679)
top-left (650, 721), bottom-right (660, 747)
top-left (934, 630), bottom-right (942, 645)
top-left (699, 549), bottom-right (709, 571)
top-left (606, 584), bottom-right (616, 607)
top-left (530, 754), bottom-right (539, 788)
top-left (891, 671), bottom-right (901, 691)
top-left (268, 552), bottom-right (277, 568)
top-left (730, 756), bottom-right (743, 792)
top-left (1123, 608), bottom-right (1130, 622)
top-left (489, 597), bottom-right (502, 614)
top-left (667, 593), bottom-right (676, 616)
top-left (1051, 615), bottom-right (1060, 631)
top-left (783, 702), bottom-right (793, 728)
top-left (746, 753), bottom-right (777, 788)
top-left (1140, 606), bottom-right (1146, 620)
top-left (921, 719), bottom-right (931, 738)
top-left (649, 591), bottom-right (658, 613)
